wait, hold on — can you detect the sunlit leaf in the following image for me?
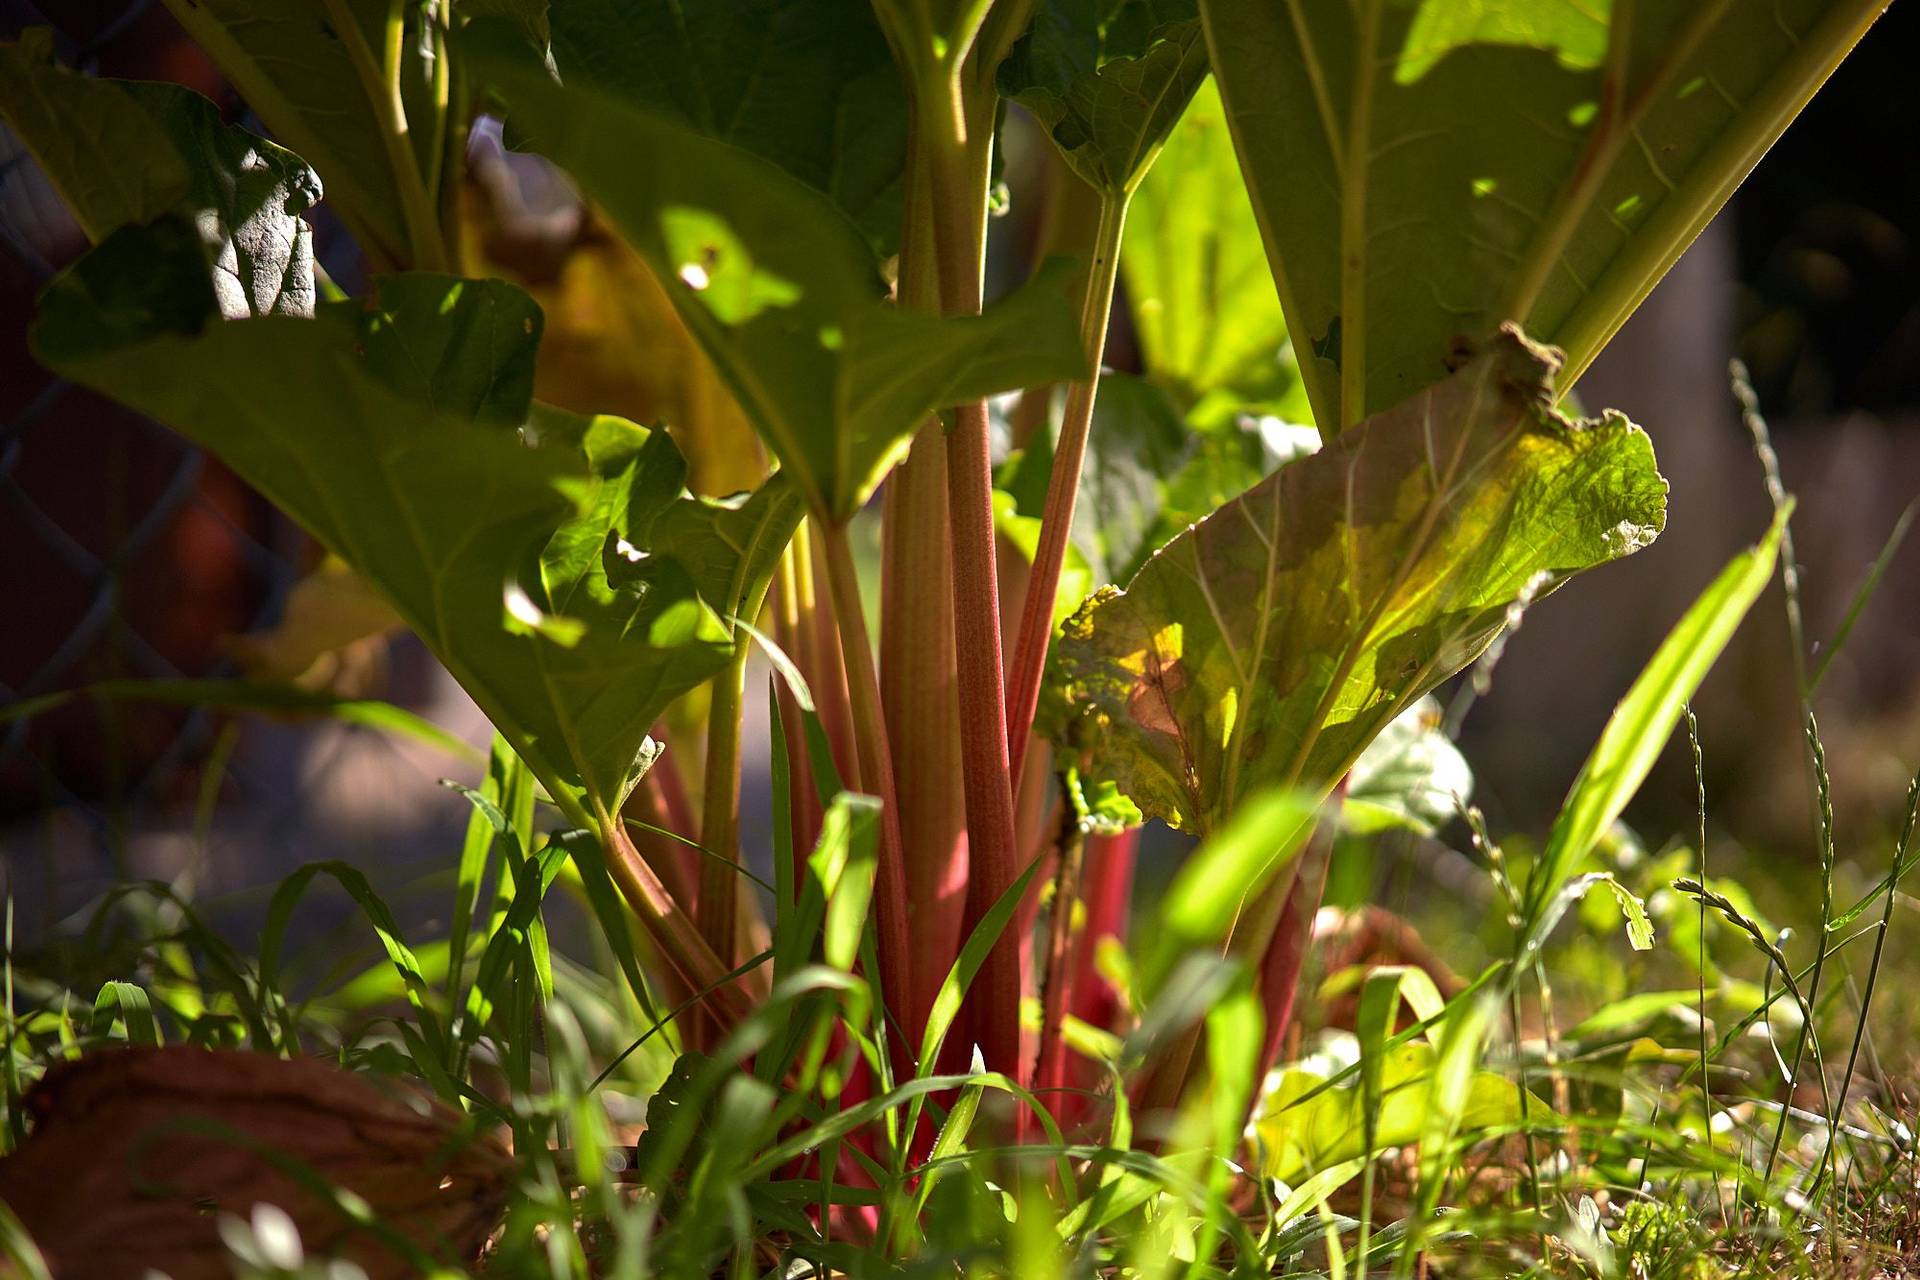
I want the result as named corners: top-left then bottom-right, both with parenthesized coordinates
top-left (1202, 0), bottom-right (1889, 427)
top-left (1122, 76), bottom-right (1310, 424)
top-left (157, 0), bottom-right (446, 267)
top-left (1530, 872), bottom-right (1656, 956)
top-left (469, 30), bottom-right (1090, 521)
top-left (0, 28), bottom-right (320, 318)
top-left (1255, 1034), bottom-right (1551, 1186)
top-left (31, 216), bottom-right (797, 811)
top-left (1053, 328), bottom-right (1665, 831)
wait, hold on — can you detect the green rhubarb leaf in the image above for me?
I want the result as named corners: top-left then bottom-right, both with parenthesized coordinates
top-left (0, 28), bottom-right (321, 318)
top-left (469, 29), bottom-right (1090, 522)
top-left (1069, 374), bottom-right (1192, 585)
top-left (1201, 0), bottom-right (1888, 429)
top-left (1051, 327), bottom-right (1665, 832)
top-left (1004, 373), bottom-right (1194, 587)
top-left (998, 0), bottom-right (1211, 195)
top-left (545, 0), bottom-right (906, 254)
top-left (158, 0), bottom-right (442, 267)
top-left (466, 0), bottom-right (552, 58)
top-left (1121, 76), bottom-right (1306, 424)
top-left (30, 216), bottom-right (796, 812)
top-left (1010, 375), bottom-right (1320, 592)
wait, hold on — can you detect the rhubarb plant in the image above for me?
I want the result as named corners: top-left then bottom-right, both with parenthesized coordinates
top-left (1, 0), bottom-right (1878, 1178)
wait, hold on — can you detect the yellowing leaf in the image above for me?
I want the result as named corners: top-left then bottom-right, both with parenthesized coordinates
top-left (225, 557), bottom-right (402, 688)
top-left (1052, 327), bottom-right (1664, 831)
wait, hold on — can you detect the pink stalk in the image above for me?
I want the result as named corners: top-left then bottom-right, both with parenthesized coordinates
top-left (818, 521), bottom-right (919, 1051)
top-left (880, 434), bottom-right (969, 1026)
top-left (881, 129), bottom-right (973, 1031)
top-left (627, 754), bottom-right (700, 915)
top-left (1254, 821), bottom-right (1336, 1080)
top-left (946, 394), bottom-right (1027, 1080)
top-left (1004, 193), bottom-right (1128, 780)
top-left (1070, 827), bottom-right (1137, 1037)
top-left (895, 97), bottom-right (1028, 1082)
top-left (771, 550), bottom-right (823, 889)
top-left (596, 812), bottom-right (757, 1025)
top-left (621, 766), bottom-right (713, 1046)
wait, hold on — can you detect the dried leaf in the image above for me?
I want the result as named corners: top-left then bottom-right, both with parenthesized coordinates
top-left (224, 556), bottom-right (402, 689)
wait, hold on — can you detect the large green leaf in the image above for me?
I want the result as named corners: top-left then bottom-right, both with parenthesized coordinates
top-left (1201, 0), bottom-right (1887, 429)
top-left (158, 0), bottom-right (442, 267)
top-left (31, 216), bottom-right (797, 811)
top-left (1003, 373), bottom-right (1194, 587)
top-left (544, 0), bottom-right (907, 254)
top-left (470, 30), bottom-right (1090, 522)
top-left (997, 0), bottom-right (1210, 195)
top-left (1120, 76), bottom-right (1306, 424)
top-left (1051, 327), bottom-right (1665, 832)
top-left (0, 28), bottom-right (320, 318)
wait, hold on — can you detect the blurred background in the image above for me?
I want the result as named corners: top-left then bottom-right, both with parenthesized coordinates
top-left (2, 0), bottom-right (1916, 989)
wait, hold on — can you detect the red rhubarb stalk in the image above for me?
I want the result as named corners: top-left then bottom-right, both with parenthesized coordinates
top-left (817, 520), bottom-right (918, 1049)
top-left (1004, 193), bottom-right (1128, 779)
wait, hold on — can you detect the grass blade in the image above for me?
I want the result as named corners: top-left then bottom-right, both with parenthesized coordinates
top-left (1523, 508), bottom-right (1787, 928)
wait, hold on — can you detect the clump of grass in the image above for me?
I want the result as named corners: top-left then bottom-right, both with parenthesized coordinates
top-left (4, 394), bottom-right (1918, 1280)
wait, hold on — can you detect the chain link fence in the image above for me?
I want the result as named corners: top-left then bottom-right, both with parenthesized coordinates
top-left (0, 2), bottom-right (484, 946)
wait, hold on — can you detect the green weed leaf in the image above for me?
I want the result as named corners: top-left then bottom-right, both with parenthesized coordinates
top-left (1255, 1023), bottom-right (1549, 1186)
top-left (1522, 509), bottom-right (1787, 941)
top-left (1143, 789), bottom-right (1320, 995)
